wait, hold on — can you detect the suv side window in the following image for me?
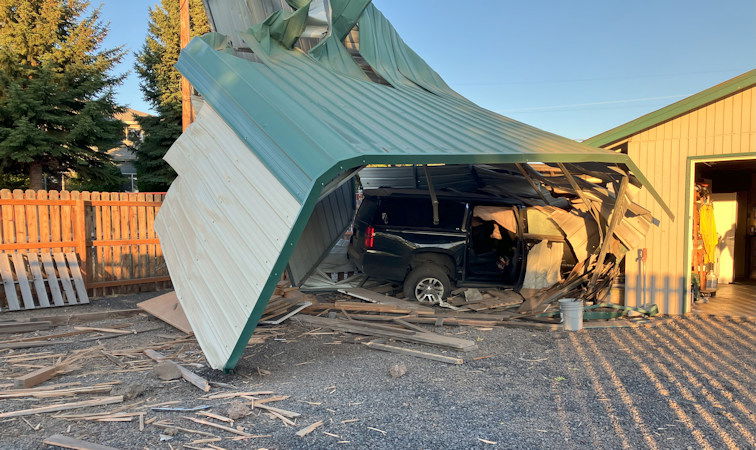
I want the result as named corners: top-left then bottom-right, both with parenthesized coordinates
top-left (377, 197), bottom-right (466, 230)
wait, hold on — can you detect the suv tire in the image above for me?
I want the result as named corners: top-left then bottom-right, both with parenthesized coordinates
top-left (404, 264), bottom-right (452, 304)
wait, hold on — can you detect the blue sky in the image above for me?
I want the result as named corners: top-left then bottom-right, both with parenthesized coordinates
top-left (101, 0), bottom-right (755, 140)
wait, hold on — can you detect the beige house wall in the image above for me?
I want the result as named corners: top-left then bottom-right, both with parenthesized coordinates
top-left (615, 87), bottom-right (755, 314)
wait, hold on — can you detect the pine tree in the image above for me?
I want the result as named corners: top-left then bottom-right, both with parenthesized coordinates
top-left (134, 0), bottom-right (208, 192)
top-left (0, 0), bottom-right (126, 190)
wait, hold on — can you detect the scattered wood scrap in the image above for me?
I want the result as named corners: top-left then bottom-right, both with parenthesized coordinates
top-left (338, 288), bottom-right (435, 314)
top-left (143, 349), bottom-right (210, 392)
top-left (42, 434), bottom-right (121, 450)
top-left (13, 362), bottom-right (68, 388)
top-left (295, 315), bottom-right (477, 352)
top-left (0, 320), bottom-right (52, 334)
top-left (296, 420), bottom-right (324, 437)
top-left (364, 340), bottom-right (464, 364)
top-left (0, 395), bottom-right (123, 418)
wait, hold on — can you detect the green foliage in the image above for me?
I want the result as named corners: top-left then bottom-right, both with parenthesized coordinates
top-left (134, 0), bottom-right (209, 192)
top-left (0, 173), bottom-right (29, 190)
top-left (0, 0), bottom-right (126, 189)
top-left (66, 162), bottom-right (125, 192)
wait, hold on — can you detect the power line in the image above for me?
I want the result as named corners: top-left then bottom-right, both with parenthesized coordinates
top-left (452, 67), bottom-right (748, 87)
top-left (498, 94), bottom-right (686, 113)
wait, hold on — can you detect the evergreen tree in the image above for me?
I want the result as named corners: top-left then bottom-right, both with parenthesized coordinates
top-left (134, 0), bottom-right (208, 192)
top-left (0, 0), bottom-right (126, 190)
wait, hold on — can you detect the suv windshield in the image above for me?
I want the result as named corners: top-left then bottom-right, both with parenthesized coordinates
top-left (377, 197), bottom-right (466, 230)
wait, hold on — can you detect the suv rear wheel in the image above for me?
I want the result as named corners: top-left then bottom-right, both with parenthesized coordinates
top-left (404, 264), bottom-right (452, 304)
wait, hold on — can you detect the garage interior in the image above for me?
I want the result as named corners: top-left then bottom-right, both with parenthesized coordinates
top-left (692, 158), bottom-right (756, 316)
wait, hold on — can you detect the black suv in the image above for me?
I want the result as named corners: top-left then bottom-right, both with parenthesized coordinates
top-left (348, 189), bottom-right (526, 303)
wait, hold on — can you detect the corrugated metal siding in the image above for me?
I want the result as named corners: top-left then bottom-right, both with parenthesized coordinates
top-left (155, 106), bottom-right (301, 369)
top-left (359, 165), bottom-right (477, 191)
top-left (620, 86), bottom-right (756, 314)
top-left (288, 179), bottom-right (355, 285)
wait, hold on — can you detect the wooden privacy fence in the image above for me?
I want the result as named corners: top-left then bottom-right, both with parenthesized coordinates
top-left (0, 189), bottom-right (171, 306)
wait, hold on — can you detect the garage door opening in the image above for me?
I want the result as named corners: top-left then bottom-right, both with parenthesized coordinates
top-left (691, 158), bottom-right (756, 317)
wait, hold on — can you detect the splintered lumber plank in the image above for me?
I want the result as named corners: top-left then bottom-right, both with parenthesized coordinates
top-left (0, 321), bottom-right (52, 334)
top-left (27, 253), bottom-right (50, 307)
top-left (364, 341), bottom-right (464, 364)
top-left (53, 252), bottom-right (77, 305)
top-left (296, 420), bottom-right (324, 437)
top-left (339, 288), bottom-right (435, 314)
top-left (73, 326), bottom-right (133, 335)
top-left (182, 416), bottom-right (252, 437)
top-left (136, 291), bottom-right (193, 334)
top-left (11, 252), bottom-right (35, 309)
top-left (0, 340), bottom-right (63, 349)
top-left (295, 315), bottom-right (477, 351)
top-left (65, 252), bottom-right (89, 304)
top-left (14, 362), bottom-right (67, 388)
top-left (40, 252), bottom-right (65, 306)
top-left (306, 301), bottom-right (434, 316)
top-left (42, 434), bottom-right (121, 450)
top-left (32, 309), bottom-right (143, 327)
top-left (143, 349), bottom-right (210, 392)
top-left (253, 403), bottom-right (301, 418)
top-left (0, 395), bottom-right (123, 418)
top-left (392, 318), bottom-right (429, 333)
top-left (0, 253), bottom-right (20, 310)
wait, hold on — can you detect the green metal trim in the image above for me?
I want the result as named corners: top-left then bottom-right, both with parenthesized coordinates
top-left (681, 152), bottom-right (756, 315)
top-left (584, 69), bottom-right (756, 148)
top-left (622, 158), bottom-right (674, 220)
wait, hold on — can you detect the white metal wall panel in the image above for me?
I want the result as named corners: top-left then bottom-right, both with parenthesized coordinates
top-left (622, 87), bottom-right (755, 314)
top-left (155, 106), bottom-right (301, 369)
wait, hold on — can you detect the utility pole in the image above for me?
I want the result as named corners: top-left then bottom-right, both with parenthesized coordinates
top-left (179, 0), bottom-right (193, 131)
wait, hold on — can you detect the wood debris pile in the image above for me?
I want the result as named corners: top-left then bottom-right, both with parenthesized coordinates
top-left (473, 163), bottom-right (660, 315)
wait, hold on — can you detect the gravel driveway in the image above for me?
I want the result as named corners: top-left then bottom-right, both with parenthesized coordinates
top-left (0, 293), bottom-right (753, 449)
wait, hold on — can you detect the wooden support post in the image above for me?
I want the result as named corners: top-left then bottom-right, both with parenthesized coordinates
top-left (588, 175), bottom-right (630, 289)
top-left (73, 199), bottom-right (87, 282)
top-left (179, 0), bottom-right (193, 131)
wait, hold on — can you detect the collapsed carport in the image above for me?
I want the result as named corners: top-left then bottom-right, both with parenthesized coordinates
top-left (155, 0), bottom-right (672, 370)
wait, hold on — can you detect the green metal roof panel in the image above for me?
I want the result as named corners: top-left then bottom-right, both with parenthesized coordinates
top-left (584, 69), bottom-right (756, 148)
top-left (177, 32), bottom-right (646, 203)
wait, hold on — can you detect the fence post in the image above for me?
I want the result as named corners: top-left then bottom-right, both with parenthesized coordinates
top-left (73, 199), bottom-right (87, 282)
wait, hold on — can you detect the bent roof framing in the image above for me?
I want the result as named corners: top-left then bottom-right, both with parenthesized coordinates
top-left (157, 0), bottom-right (671, 370)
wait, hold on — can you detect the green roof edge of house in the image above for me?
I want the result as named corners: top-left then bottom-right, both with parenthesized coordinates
top-left (583, 69), bottom-right (756, 148)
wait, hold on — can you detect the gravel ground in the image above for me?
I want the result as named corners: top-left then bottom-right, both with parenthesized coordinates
top-left (0, 292), bottom-right (754, 449)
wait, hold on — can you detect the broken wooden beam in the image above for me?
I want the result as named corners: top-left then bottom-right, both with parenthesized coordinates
top-left (143, 349), bottom-right (210, 392)
top-left (42, 434), bottom-right (121, 450)
top-left (0, 321), bottom-right (52, 334)
top-left (364, 341), bottom-right (464, 364)
top-left (0, 395), bottom-right (123, 418)
top-left (338, 288), bottom-right (435, 314)
top-left (13, 362), bottom-right (67, 388)
top-left (295, 315), bottom-right (477, 351)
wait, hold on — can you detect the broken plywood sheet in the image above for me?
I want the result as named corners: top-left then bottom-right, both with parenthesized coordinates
top-left (543, 206), bottom-right (599, 263)
top-left (522, 241), bottom-right (563, 289)
top-left (137, 291), bottom-right (193, 334)
top-left (473, 206), bottom-right (517, 236)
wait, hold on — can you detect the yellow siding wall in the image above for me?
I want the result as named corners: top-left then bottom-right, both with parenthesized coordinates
top-left (621, 87), bottom-right (756, 314)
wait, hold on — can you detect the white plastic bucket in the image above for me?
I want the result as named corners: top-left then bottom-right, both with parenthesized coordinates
top-left (559, 298), bottom-right (584, 331)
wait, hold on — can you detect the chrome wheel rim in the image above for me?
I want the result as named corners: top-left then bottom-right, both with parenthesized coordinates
top-left (415, 277), bottom-right (444, 303)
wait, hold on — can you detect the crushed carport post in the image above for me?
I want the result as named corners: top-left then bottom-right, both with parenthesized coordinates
top-left (154, 0), bottom-right (673, 371)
